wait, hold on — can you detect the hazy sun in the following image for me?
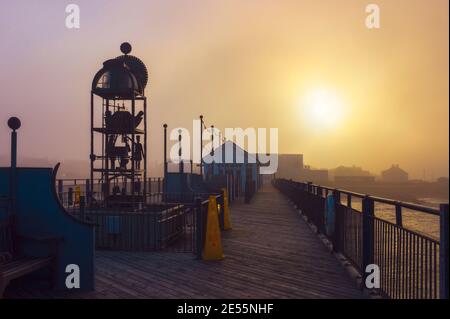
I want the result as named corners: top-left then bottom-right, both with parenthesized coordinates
top-left (302, 88), bottom-right (345, 128)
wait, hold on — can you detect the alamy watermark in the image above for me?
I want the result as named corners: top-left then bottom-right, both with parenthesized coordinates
top-left (65, 264), bottom-right (80, 289)
top-left (168, 120), bottom-right (279, 175)
top-left (365, 4), bottom-right (381, 29)
top-left (365, 264), bottom-right (380, 289)
top-left (65, 4), bottom-right (381, 30)
top-left (65, 4), bottom-right (80, 29)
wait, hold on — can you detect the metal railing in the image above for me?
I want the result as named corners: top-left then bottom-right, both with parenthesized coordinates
top-left (66, 191), bottom-right (224, 258)
top-left (273, 178), bottom-right (449, 299)
top-left (70, 204), bottom-right (194, 252)
top-left (56, 177), bottom-right (164, 200)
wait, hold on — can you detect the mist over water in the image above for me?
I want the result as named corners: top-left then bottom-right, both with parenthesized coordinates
top-left (349, 198), bottom-right (442, 240)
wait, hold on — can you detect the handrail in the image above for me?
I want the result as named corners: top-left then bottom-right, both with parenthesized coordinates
top-left (273, 178), bottom-right (449, 299)
top-left (292, 180), bottom-right (443, 216)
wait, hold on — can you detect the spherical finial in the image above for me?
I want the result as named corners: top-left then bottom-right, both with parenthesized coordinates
top-left (163, 124), bottom-right (168, 128)
top-left (120, 42), bottom-right (132, 55)
top-left (8, 117), bottom-right (21, 131)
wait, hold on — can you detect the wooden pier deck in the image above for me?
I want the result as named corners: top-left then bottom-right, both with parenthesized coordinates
top-left (6, 185), bottom-right (364, 299)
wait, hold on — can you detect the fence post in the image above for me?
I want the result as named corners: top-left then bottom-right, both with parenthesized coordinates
top-left (79, 196), bottom-right (85, 221)
top-left (229, 173), bottom-right (233, 202)
top-left (218, 192), bottom-right (225, 230)
top-left (440, 204), bottom-right (449, 299)
top-left (85, 179), bottom-right (90, 205)
top-left (294, 183), bottom-right (300, 209)
top-left (58, 180), bottom-right (63, 201)
top-left (332, 190), bottom-right (341, 252)
top-left (68, 187), bottom-right (73, 207)
top-left (362, 196), bottom-right (375, 283)
top-left (316, 186), bottom-right (322, 234)
top-left (195, 198), bottom-right (203, 260)
top-left (395, 202), bottom-right (403, 227)
top-left (305, 182), bottom-right (312, 221)
top-left (244, 180), bottom-right (250, 204)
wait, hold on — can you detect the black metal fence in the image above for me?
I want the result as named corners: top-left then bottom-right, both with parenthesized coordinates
top-left (56, 176), bottom-right (230, 258)
top-left (68, 192), bottom-right (225, 259)
top-left (273, 178), bottom-right (449, 299)
top-left (71, 204), bottom-right (195, 252)
top-left (56, 177), bottom-right (164, 204)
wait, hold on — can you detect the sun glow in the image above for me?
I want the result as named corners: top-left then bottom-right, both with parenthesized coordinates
top-left (302, 88), bottom-right (345, 129)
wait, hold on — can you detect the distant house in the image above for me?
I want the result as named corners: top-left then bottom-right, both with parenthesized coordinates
top-left (202, 141), bottom-right (260, 192)
top-left (274, 154), bottom-right (304, 180)
top-left (331, 165), bottom-right (372, 179)
top-left (381, 165), bottom-right (409, 183)
top-left (335, 175), bottom-right (375, 184)
top-left (300, 165), bottom-right (329, 183)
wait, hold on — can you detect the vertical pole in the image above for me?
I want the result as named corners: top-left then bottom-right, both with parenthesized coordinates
top-left (10, 129), bottom-right (17, 214)
top-left (68, 188), bottom-right (73, 207)
top-left (90, 93), bottom-right (95, 206)
top-left (163, 124), bottom-right (168, 196)
top-left (440, 204), bottom-right (449, 299)
top-left (362, 196), bottom-right (375, 282)
top-left (231, 172), bottom-right (235, 201)
top-left (58, 180), bottom-right (63, 202)
top-left (6, 118), bottom-right (22, 215)
top-left (222, 137), bottom-right (225, 174)
top-left (163, 124), bottom-right (168, 177)
top-left (195, 198), bottom-right (203, 260)
top-left (333, 189), bottom-right (341, 252)
top-left (85, 179), bottom-right (90, 206)
top-left (104, 98), bottom-right (110, 201)
top-left (143, 97), bottom-right (148, 199)
top-left (316, 186), bottom-right (322, 233)
top-left (79, 196), bottom-right (85, 221)
top-left (131, 98), bottom-right (136, 199)
top-left (395, 202), bottom-right (403, 227)
top-left (218, 191), bottom-right (225, 230)
top-left (200, 115), bottom-right (203, 178)
top-left (210, 125), bottom-right (214, 179)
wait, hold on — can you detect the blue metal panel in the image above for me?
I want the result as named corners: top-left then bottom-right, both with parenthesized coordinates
top-left (0, 166), bottom-right (95, 291)
top-left (107, 216), bottom-right (121, 234)
top-left (165, 172), bottom-right (186, 193)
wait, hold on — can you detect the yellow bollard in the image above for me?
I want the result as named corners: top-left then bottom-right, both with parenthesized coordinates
top-left (74, 185), bottom-right (81, 205)
top-left (203, 196), bottom-right (224, 260)
top-left (222, 188), bottom-right (232, 230)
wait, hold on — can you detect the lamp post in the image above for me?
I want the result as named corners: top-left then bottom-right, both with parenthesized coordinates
top-left (163, 124), bottom-right (168, 179)
top-left (211, 125), bottom-right (214, 179)
top-left (200, 115), bottom-right (203, 177)
top-left (8, 117), bottom-right (21, 214)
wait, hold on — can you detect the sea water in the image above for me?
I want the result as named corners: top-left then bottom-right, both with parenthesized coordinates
top-left (346, 197), bottom-right (445, 241)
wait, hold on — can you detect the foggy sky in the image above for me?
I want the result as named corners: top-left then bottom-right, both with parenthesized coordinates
top-left (0, 0), bottom-right (448, 179)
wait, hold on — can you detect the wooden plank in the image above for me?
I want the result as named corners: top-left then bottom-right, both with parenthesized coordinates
top-left (6, 185), bottom-right (364, 299)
